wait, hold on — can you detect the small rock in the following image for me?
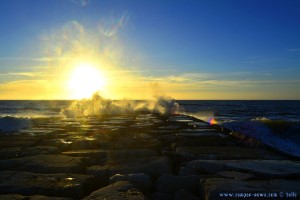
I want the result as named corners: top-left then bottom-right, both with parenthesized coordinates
top-left (0, 171), bottom-right (95, 200)
top-left (83, 181), bottom-right (147, 200)
top-left (109, 173), bottom-right (152, 192)
top-left (87, 156), bottom-right (172, 179)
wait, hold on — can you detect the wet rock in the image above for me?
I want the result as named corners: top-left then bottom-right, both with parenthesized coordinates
top-left (38, 139), bottom-right (71, 150)
top-left (0, 154), bottom-right (90, 174)
top-left (201, 178), bottom-right (300, 200)
top-left (109, 173), bottom-right (152, 192)
top-left (128, 136), bottom-right (161, 150)
top-left (64, 135), bottom-right (99, 150)
top-left (0, 135), bottom-right (41, 148)
top-left (186, 160), bottom-right (225, 175)
top-left (106, 149), bottom-right (158, 163)
top-left (87, 156), bottom-right (172, 179)
top-left (0, 194), bottom-right (71, 200)
top-left (174, 189), bottom-right (199, 200)
top-left (130, 122), bottom-right (154, 128)
top-left (0, 146), bottom-right (59, 160)
top-left (168, 115), bottom-right (194, 123)
top-left (20, 127), bottom-right (65, 135)
top-left (62, 149), bottom-right (106, 164)
top-left (171, 136), bottom-right (238, 150)
top-left (40, 135), bottom-right (101, 151)
top-left (159, 125), bottom-right (182, 130)
top-left (155, 174), bottom-right (199, 195)
top-left (149, 129), bottom-right (176, 135)
top-left (176, 131), bottom-right (226, 138)
top-left (0, 194), bottom-right (25, 200)
top-left (83, 181), bottom-right (147, 200)
top-left (0, 171), bottom-right (95, 200)
top-left (224, 160), bottom-right (300, 179)
top-left (175, 146), bottom-right (284, 160)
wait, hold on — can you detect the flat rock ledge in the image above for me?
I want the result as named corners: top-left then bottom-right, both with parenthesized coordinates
top-left (0, 114), bottom-right (300, 199)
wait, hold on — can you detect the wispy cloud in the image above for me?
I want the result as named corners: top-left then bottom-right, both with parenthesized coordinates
top-left (70, 0), bottom-right (89, 7)
top-left (244, 56), bottom-right (277, 64)
top-left (137, 72), bottom-right (300, 88)
top-left (0, 56), bottom-right (67, 62)
top-left (0, 71), bottom-right (66, 79)
top-left (0, 72), bottom-right (41, 77)
top-left (99, 11), bottom-right (130, 38)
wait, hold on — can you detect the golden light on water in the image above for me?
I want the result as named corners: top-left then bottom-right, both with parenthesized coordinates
top-left (68, 62), bottom-right (106, 99)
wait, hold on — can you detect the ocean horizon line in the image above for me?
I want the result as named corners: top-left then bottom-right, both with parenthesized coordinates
top-left (0, 99), bottom-right (300, 101)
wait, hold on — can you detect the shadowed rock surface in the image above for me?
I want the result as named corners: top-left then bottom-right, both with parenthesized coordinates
top-left (0, 171), bottom-right (95, 199)
top-left (0, 113), bottom-right (299, 199)
top-left (83, 181), bottom-right (147, 200)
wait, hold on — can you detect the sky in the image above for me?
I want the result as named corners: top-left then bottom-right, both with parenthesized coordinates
top-left (0, 0), bottom-right (300, 100)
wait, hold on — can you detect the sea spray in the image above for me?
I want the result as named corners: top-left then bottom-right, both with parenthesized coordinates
top-left (181, 111), bottom-right (216, 124)
top-left (61, 92), bottom-right (180, 118)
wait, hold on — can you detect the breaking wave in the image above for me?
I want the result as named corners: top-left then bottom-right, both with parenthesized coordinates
top-left (222, 118), bottom-right (300, 158)
top-left (0, 116), bottom-right (32, 133)
top-left (183, 110), bottom-right (300, 158)
top-left (61, 92), bottom-right (179, 118)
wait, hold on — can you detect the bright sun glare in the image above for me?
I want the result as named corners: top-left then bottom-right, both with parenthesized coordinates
top-left (68, 63), bottom-right (106, 99)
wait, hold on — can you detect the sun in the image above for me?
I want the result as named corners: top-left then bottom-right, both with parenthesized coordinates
top-left (68, 62), bottom-right (106, 99)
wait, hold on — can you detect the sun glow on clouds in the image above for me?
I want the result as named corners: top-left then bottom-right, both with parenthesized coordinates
top-left (35, 14), bottom-right (132, 100)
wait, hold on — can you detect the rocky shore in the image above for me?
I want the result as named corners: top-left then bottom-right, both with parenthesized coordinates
top-left (0, 114), bottom-right (300, 199)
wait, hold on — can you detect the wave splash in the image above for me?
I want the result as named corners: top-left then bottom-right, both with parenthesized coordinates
top-left (61, 92), bottom-right (179, 118)
top-left (183, 111), bottom-right (300, 158)
top-left (222, 118), bottom-right (300, 158)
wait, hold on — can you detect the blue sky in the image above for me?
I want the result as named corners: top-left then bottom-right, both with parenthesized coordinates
top-left (0, 0), bottom-right (300, 99)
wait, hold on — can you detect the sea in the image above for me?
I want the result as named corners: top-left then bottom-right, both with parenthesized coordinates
top-left (0, 99), bottom-right (300, 158)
